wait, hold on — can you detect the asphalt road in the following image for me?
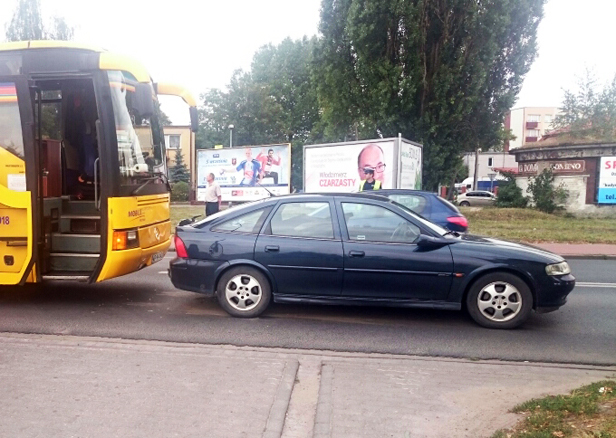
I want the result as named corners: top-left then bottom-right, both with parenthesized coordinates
top-left (0, 257), bottom-right (614, 365)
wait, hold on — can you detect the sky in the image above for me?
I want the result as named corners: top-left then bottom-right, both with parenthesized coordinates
top-left (3, 0), bottom-right (616, 124)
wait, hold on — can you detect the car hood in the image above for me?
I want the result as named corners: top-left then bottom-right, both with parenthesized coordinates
top-left (456, 234), bottom-right (564, 263)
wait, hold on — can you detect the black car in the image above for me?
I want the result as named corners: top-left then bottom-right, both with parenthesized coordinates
top-left (170, 193), bottom-right (575, 329)
top-left (366, 189), bottom-right (468, 232)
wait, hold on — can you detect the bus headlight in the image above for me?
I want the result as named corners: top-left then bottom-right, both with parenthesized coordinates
top-left (113, 228), bottom-right (140, 250)
top-left (545, 261), bottom-right (570, 276)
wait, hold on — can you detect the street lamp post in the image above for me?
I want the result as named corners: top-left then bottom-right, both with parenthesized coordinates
top-left (228, 124), bottom-right (234, 148)
top-left (473, 148), bottom-right (482, 190)
top-left (488, 172), bottom-right (496, 193)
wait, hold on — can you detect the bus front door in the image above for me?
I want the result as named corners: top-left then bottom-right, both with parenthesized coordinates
top-left (0, 77), bottom-right (37, 285)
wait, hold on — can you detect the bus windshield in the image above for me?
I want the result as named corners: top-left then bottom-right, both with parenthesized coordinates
top-left (107, 71), bottom-right (166, 187)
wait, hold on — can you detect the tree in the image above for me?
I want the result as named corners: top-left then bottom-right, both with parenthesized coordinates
top-left (170, 148), bottom-right (190, 183)
top-left (197, 38), bottom-right (322, 189)
top-left (552, 70), bottom-right (616, 141)
top-left (5, 0), bottom-right (75, 42)
top-left (5, 0), bottom-right (44, 41)
top-left (527, 168), bottom-right (568, 214)
top-left (316, 0), bottom-right (545, 190)
top-left (495, 172), bottom-right (528, 208)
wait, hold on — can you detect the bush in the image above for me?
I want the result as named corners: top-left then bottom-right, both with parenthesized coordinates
top-left (527, 168), bottom-right (569, 214)
top-left (171, 181), bottom-right (189, 202)
top-left (495, 171), bottom-right (528, 208)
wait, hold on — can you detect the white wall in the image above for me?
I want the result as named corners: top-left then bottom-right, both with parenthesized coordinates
top-left (516, 174), bottom-right (616, 216)
top-left (509, 108), bottom-right (524, 150)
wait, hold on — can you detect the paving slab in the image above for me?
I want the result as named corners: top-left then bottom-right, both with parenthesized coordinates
top-left (0, 334), bottom-right (297, 438)
top-left (0, 333), bottom-right (613, 438)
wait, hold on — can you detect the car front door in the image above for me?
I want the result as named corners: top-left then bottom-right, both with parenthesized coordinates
top-left (337, 200), bottom-right (453, 300)
top-left (254, 200), bottom-right (343, 296)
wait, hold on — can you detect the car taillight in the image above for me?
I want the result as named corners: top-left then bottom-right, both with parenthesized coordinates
top-left (447, 216), bottom-right (468, 229)
top-left (174, 235), bottom-right (188, 258)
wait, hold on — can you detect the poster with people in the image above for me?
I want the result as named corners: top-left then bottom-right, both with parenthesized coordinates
top-left (197, 144), bottom-right (291, 202)
top-left (304, 140), bottom-right (397, 192)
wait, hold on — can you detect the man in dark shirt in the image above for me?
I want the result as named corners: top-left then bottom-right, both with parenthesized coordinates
top-left (359, 167), bottom-right (381, 191)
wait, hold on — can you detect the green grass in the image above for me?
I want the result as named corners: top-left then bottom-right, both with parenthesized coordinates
top-left (170, 205), bottom-right (205, 229)
top-left (462, 207), bottom-right (616, 244)
top-left (492, 380), bottom-right (616, 438)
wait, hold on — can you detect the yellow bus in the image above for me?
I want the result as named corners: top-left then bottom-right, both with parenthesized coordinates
top-left (0, 41), bottom-right (197, 284)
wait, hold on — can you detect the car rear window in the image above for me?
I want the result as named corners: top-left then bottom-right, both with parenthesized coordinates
top-left (210, 207), bottom-right (272, 234)
top-left (435, 196), bottom-right (460, 213)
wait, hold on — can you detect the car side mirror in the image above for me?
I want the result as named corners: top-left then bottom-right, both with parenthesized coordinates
top-left (135, 83), bottom-right (155, 118)
top-left (416, 234), bottom-right (449, 248)
top-left (189, 107), bottom-right (199, 133)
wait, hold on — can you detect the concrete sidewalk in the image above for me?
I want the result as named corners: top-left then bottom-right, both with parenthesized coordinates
top-left (1, 333), bottom-right (614, 438)
top-left (533, 243), bottom-right (616, 259)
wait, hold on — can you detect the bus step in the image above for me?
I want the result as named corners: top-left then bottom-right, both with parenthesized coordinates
top-left (60, 215), bottom-right (101, 234)
top-left (49, 253), bottom-right (99, 272)
top-left (62, 199), bottom-right (99, 216)
top-left (51, 233), bottom-right (101, 254)
top-left (42, 272), bottom-right (91, 282)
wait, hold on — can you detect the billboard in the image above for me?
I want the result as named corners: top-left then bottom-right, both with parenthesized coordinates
top-left (304, 140), bottom-right (396, 192)
top-left (598, 156), bottom-right (616, 204)
top-left (197, 144), bottom-right (291, 202)
top-left (397, 141), bottom-right (423, 189)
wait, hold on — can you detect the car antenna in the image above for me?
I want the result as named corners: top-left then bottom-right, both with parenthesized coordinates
top-left (257, 182), bottom-right (276, 197)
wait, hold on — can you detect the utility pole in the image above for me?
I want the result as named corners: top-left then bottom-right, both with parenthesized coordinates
top-left (473, 147), bottom-right (482, 190)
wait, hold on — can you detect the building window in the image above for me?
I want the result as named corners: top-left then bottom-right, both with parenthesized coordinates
top-left (527, 115), bottom-right (541, 122)
top-left (544, 115), bottom-right (553, 124)
top-left (488, 157), bottom-right (493, 167)
top-left (165, 134), bottom-right (181, 150)
top-left (527, 129), bottom-right (540, 138)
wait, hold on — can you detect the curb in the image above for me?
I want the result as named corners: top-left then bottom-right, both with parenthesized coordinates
top-left (562, 254), bottom-right (616, 260)
top-left (263, 359), bottom-right (300, 438)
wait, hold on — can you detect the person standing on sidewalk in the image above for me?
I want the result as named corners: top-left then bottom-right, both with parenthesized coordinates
top-left (204, 173), bottom-right (222, 216)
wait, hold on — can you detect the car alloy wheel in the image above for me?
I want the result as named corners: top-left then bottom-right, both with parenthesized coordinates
top-left (459, 201), bottom-right (470, 207)
top-left (476, 281), bottom-right (522, 322)
top-left (225, 274), bottom-right (263, 311)
top-left (466, 272), bottom-right (533, 329)
top-left (216, 266), bottom-right (271, 317)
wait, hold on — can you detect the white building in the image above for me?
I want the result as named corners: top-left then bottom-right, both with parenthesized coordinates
top-left (505, 107), bottom-right (559, 150)
top-left (462, 151), bottom-right (518, 189)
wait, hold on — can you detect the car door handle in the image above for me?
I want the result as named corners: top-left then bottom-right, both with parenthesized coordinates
top-left (349, 250), bottom-right (365, 258)
top-left (265, 245), bottom-right (280, 252)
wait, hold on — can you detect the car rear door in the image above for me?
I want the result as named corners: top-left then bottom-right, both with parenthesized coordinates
top-left (336, 199), bottom-right (453, 300)
top-left (254, 200), bottom-right (343, 296)
top-left (0, 77), bottom-right (37, 285)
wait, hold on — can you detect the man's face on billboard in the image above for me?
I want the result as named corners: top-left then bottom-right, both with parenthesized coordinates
top-left (358, 145), bottom-right (386, 184)
top-left (245, 148), bottom-right (252, 160)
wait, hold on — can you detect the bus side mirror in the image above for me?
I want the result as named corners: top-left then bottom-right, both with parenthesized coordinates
top-left (189, 107), bottom-right (198, 133)
top-left (135, 83), bottom-right (154, 118)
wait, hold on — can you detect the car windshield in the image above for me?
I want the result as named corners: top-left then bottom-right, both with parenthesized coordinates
top-left (192, 199), bottom-right (269, 228)
top-left (390, 200), bottom-right (450, 236)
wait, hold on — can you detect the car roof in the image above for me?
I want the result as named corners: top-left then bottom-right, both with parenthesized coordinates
top-left (276, 192), bottom-right (389, 202)
top-left (370, 189), bottom-right (438, 196)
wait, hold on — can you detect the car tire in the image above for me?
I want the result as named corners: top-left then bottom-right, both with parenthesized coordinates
top-left (216, 266), bottom-right (271, 318)
top-left (459, 201), bottom-right (470, 207)
top-left (466, 272), bottom-right (533, 329)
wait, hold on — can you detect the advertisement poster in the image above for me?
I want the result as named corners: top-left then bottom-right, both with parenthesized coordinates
top-left (304, 141), bottom-right (396, 193)
top-left (598, 156), bottom-right (616, 204)
top-left (398, 141), bottom-right (423, 190)
top-left (197, 144), bottom-right (291, 202)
